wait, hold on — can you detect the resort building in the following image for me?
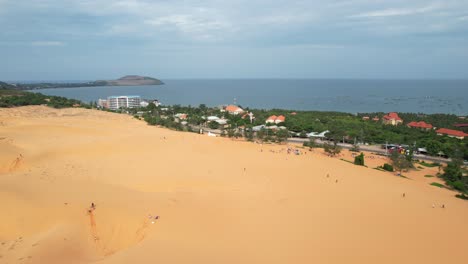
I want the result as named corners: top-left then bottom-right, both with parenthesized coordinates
top-left (214, 119), bottom-right (228, 125)
top-left (307, 130), bottom-right (330, 138)
top-left (206, 116), bottom-right (220, 121)
top-left (97, 99), bottom-right (108, 108)
top-left (152, 100), bottom-right (161, 107)
top-left (107, 95), bottom-right (141, 110)
top-left (266, 115), bottom-right (286, 124)
top-left (224, 105), bottom-right (244, 115)
top-left (140, 101), bottom-right (149, 107)
top-left (382, 112), bottom-right (403, 126)
top-left (407, 121), bottom-right (433, 131)
top-left (435, 128), bottom-right (468, 140)
top-left (175, 113), bottom-right (188, 120)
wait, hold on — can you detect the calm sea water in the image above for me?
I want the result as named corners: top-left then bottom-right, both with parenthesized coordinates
top-left (31, 79), bottom-right (468, 115)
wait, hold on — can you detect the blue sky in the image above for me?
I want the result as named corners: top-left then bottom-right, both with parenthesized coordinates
top-left (1, 0), bottom-right (468, 80)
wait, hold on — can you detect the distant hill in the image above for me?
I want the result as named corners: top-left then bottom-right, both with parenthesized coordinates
top-left (0, 81), bottom-right (17, 90)
top-left (0, 82), bottom-right (25, 96)
top-left (2, 75), bottom-right (164, 90)
top-left (99, 75), bottom-right (164, 86)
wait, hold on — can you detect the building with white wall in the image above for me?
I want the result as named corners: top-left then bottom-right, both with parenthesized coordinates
top-left (107, 95), bottom-right (141, 110)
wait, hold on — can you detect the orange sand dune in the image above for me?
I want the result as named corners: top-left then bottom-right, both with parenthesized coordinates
top-left (1, 106), bottom-right (467, 264)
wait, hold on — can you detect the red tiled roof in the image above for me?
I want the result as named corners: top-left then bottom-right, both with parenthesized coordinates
top-left (372, 116), bottom-right (380, 121)
top-left (225, 105), bottom-right (243, 112)
top-left (436, 128), bottom-right (468, 137)
top-left (266, 115), bottom-right (277, 121)
top-left (276, 115), bottom-right (285, 122)
top-left (383, 112), bottom-right (402, 121)
top-left (454, 123), bottom-right (468, 128)
top-left (407, 121), bottom-right (433, 129)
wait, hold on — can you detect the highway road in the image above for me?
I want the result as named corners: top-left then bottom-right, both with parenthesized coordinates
top-left (194, 126), bottom-right (455, 164)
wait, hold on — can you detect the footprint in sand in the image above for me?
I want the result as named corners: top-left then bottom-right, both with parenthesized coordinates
top-left (9, 154), bottom-right (24, 172)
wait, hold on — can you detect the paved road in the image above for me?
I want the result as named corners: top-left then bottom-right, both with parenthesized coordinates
top-left (287, 138), bottom-right (451, 164)
top-left (194, 126), bottom-right (453, 164)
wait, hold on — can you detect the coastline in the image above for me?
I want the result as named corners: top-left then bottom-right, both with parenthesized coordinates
top-left (28, 79), bottom-right (468, 115)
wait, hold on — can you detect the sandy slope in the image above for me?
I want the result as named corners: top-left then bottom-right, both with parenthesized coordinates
top-left (1, 106), bottom-right (467, 264)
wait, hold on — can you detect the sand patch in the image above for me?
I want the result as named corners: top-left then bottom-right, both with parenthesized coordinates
top-left (1, 106), bottom-right (467, 264)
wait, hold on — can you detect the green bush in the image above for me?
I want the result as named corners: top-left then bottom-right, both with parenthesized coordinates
top-left (455, 194), bottom-right (468, 200)
top-left (420, 161), bottom-right (438, 167)
top-left (383, 163), bottom-right (394, 172)
top-left (449, 181), bottom-right (466, 192)
top-left (430, 182), bottom-right (445, 188)
top-left (354, 153), bottom-right (365, 166)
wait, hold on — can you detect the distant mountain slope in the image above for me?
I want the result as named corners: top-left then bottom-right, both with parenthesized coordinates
top-left (100, 75), bottom-right (164, 86)
top-left (0, 81), bottom-right (17, 90)
top-left (1, 75), bottom-right (164, 90)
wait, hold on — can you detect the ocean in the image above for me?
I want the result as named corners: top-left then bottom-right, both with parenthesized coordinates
top-left (31, 79), bottom-right (468, 115)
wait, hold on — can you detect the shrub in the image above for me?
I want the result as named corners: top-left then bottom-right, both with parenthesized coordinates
top-left (455, 194), bottom-right (468, 200)
top-left (208, 121), bottom-right (219, 129)
top-left (383, 163), bottom-right (394, 172)
top-left (449, 181), bottom-right (466, 192)
top-left (420, 161), bottom-right (438, 167)
top-left (324, 142), bottom-right (341, 156)
top-left (430, 182), bottom-right (445, 188)
top-left (354, 153), bottom-right (365, 166)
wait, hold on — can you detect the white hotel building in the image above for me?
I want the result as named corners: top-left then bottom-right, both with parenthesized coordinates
top-left (107, 95), bottom-right (141, 110)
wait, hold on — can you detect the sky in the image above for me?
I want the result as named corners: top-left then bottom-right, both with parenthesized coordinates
top-left (1, 0), bottom-right (468, 80)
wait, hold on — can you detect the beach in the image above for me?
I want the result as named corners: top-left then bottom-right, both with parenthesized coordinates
top-left (1, 106), bottom-right (468, 264)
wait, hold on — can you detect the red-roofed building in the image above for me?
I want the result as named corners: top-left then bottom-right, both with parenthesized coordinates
top-left (436, 128), bottom-right (468, 140)
top-left (372, 116), bottom-right (380, 122)
top-left (454, 123), bottom-right (468, 128)
top-left (265, 115), bottom-right (286, 124)
top-left (407, 121), bottom-right (433, 131)
top-left (276, 115), bottom-right (285, 123)
top-left (224, 105), bottom-right (244, 115)
top-left (266, 115), bottom-right (277, 124)
top-left (382, 112), bottom-right (403, 126)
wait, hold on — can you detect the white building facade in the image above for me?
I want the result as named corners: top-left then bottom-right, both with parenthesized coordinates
top-left (107, 95), bottom-right (141, 110)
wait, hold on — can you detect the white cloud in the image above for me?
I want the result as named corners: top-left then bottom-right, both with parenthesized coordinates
top-left (350, 4), bottom-right (440, 18)
top-left (146, 15), bottom-right (227, 33)
top-left (2, 0), bottom-right (468, 45)
top-left (31, 41), bottom-right (65, 46)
